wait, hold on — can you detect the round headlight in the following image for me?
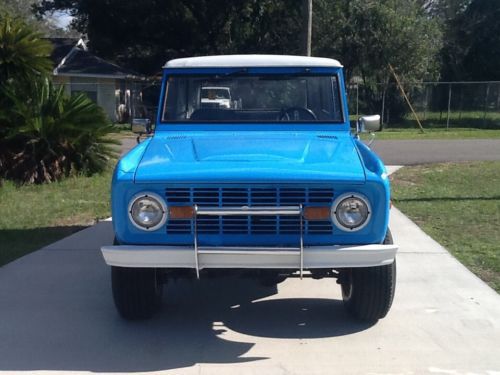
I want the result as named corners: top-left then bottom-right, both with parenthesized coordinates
top-left (128, 193), bottom-right (167, 231)
top-left (332, 194), bottom-right (371, 231)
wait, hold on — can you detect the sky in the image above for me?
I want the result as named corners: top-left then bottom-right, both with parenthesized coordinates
top-left (53, 10), bottom-right (73, 28)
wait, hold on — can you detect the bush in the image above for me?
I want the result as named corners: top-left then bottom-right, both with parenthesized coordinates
top-left (0, 14), bottom-right (53, 85)
top-left (0, 79), bottom-right (119, 184)
top-left (0, 15), bottom-right (119, 184)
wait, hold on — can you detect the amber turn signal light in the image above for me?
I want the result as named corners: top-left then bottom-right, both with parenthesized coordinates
top-left (303, 206), bottom-right (331, 220)
top-left (169, 206), bottom-right (195, 220)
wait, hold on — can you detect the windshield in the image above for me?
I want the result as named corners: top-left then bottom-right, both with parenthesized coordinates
top-left (161, 74), bottom-right (343, 122)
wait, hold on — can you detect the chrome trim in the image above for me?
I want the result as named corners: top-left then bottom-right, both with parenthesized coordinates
top-left (331, 193), bottom-right (372, 232)
top-left (194, 204), bottom-right (200, 278)
top-left (127, 192), bottom-right (168, 231)
top-left (196, 206), bottom-right (301, 216)
top-left (200, 246), bottom-right (301, 252)
top-left (299, 204), bottom-right (304, 279)
top-left (198, 249), bottom-right (300, 255)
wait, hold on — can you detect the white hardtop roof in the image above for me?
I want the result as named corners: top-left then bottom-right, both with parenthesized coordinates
top-left (164, 54), bottom-right (342, 69)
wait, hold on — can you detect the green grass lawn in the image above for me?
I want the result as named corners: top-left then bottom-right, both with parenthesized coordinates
top-left (397, 110), bottom-right (500, 130)
top-left (391, 162), bottom-right (500, 292)
top-left (0, 170), bottom-right (113, 266)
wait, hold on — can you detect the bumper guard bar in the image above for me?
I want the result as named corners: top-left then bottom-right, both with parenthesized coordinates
top-left (193, 205), bottom-right (304, 279)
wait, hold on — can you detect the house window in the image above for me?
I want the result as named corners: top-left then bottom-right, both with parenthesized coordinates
top-left (72, 90), bottom-right (98, 103)
top-left (70, 77), bottom-right (98, 103)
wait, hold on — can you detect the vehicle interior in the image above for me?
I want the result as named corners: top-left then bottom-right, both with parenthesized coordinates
top-left (162, 74), bottom-right (344, 122)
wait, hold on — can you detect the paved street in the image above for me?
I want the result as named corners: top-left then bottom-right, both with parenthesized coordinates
top-left (119, 136), bottom-right (139, 155)
top-left (371, 139), bottom-right (500, 165)
top-left (1, 199), bottom-right (499, 373)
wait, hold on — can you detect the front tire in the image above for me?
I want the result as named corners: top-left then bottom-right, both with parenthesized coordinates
top-left (111, 266), bottom-right (163, 320)
top-left (340, 230), bottom-right (396, 322)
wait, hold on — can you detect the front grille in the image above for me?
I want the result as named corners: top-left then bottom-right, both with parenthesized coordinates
top-left (165, 187), bottom-right (334, 235)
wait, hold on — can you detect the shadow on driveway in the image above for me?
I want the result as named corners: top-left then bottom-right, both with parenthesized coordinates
top-left (0, 243), bottom-right (372, 373)
top-left (0, 226), bottom-right (88, 267)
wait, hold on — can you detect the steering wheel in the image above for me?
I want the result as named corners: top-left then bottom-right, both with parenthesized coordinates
top-left (278, 107), bottom-right (317, 121)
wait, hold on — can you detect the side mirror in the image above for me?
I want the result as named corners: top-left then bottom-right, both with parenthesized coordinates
top-left (131, 118), bottom-right (151, 134)
top-left (359, 115), bottom-right (381, 132)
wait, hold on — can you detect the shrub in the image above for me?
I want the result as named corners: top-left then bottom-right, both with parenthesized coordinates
top-left (0, 16), bottom-right (119, 184)
top-left (0, 14), bottom-right (53, 85)
top-left (1, 79), bottom-right (119, 184)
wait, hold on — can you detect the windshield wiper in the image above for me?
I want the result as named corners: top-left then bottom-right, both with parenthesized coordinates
top-left (258, 75), bottom-right (299, 81)
top-left (222, 68), bottom-right (248, 76)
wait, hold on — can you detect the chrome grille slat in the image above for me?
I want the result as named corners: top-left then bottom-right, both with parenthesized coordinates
top-left (165, 187), bottom-right (334, 235)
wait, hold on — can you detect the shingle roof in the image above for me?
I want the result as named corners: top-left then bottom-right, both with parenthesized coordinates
top-left (46, 38), bottom-right (140, 79)
top-left (57, 49), bottom-right (138, 78)
top-left (46, 37), bottom-right (79, 65)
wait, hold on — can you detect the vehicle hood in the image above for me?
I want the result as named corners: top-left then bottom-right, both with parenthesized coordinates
top-left (133, 132), bottom-right (365, 184)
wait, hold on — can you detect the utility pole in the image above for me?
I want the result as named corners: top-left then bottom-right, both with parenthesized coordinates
top-left (302, 0), bottom-right (312, 56)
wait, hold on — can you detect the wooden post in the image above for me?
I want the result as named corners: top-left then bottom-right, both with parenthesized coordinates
top-left (381, 86), bottom-right (387, 126)
top-left (446, 84), bottom-right (452, 130)
top-left (356, 83), bottom-right (359, 119)
top-left (423, 84), bottom-right (429, 121)
top-left (458, 88), bottom-right (463, 121)
top-left (483, 83), bottom-right (490, 127)
top-left (388, 64), bottom-right (425, 133)
top-left (302, 0), bottom-right (312, 56)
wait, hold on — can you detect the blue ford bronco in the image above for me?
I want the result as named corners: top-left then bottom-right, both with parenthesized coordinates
top-left (101, 55), bottom-right (398, 322)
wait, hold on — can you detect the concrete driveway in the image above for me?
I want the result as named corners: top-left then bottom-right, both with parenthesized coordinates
top-left (1, 215), bottom-right (500, 373)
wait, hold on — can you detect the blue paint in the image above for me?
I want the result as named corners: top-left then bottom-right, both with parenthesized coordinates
top-left (112, 61), bottom-right (390, 248)
top-left (133, 131), bottom-right (365, 184)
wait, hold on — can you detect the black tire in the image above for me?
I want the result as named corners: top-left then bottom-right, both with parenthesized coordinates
top-left (111, 266), bottom-right (163, 320)
top-left (340, 229), bottom-right (396, 322)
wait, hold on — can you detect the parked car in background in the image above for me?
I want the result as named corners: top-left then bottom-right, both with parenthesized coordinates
top-left (201, 86), bottom-right (232, 108)
top-left (101, 55), bottom-right (398, 322)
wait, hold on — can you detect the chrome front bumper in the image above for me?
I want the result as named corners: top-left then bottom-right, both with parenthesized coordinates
top-left (103, 205), bottom-right (397, 275)
top-left (101, 243), bottom-right (397, 270)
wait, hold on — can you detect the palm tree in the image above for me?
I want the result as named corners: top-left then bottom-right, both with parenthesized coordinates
top-left (0, 15), bottom-right (53, 86)
top-left (0, 16), bottom-right (119, 184)
top-left (1, 79), bottom-right (120, 184)
top-left (0, 15), bottom-right (54, 181)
